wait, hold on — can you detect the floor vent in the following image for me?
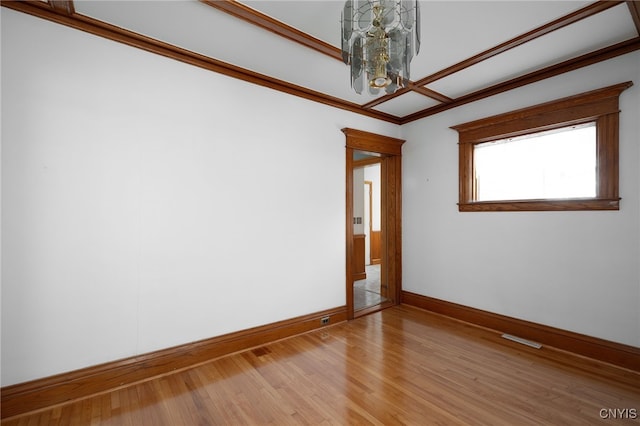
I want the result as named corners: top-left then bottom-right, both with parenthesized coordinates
top-left (501, 334), bottom-right (542, 349)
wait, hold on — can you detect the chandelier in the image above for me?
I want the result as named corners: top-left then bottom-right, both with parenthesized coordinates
top-left (341, 0), bottom-right (421, 95)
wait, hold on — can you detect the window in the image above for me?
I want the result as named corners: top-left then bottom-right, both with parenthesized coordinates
top-left (451, 81), bottom-right (632, 212)
top-left (474, 123), bottom-right (596, 201)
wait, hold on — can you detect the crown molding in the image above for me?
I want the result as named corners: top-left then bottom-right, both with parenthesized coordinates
top-left (627, 1), bottom-right (640, 34)
top-left (200, 0), bottom-right (342, 61)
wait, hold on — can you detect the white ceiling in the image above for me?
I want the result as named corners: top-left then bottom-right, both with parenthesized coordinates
top-left (28, 1), bottom-right (640, 123)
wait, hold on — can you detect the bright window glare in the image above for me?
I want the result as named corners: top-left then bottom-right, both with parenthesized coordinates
top-left (474, 123), bottom-right (596, 201)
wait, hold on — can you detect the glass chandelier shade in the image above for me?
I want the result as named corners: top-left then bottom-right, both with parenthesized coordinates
top-left (341, 0), bottom-right (420, 95)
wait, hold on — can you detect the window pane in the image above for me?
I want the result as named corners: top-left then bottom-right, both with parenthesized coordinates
top-left (474, 123), bottom-right (596, 201)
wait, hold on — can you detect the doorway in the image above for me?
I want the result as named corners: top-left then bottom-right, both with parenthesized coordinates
top-left (354, 160), bottom-right (385, 312)
top-left (343, 128), bottom-right (404, 320)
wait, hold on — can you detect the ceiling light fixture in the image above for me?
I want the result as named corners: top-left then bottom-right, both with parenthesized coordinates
top-left (341, 0), bottom-right (420, 95)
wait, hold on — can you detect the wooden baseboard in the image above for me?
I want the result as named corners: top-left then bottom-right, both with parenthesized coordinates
top-left (1, 306), bottom-right (347, 419)
top-left (401, 291), bottom-right (640, 372)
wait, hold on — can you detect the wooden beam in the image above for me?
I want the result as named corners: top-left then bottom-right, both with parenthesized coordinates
top-left (361, 85), bottom-right (451, 110)
top-left (628, 1), bottom-right (640, 35)
top-left (361, 87), bottom-right (411, 110)
top-left (48, 0), bottom-right (74, 15)
top-left (200, 0), bottom-right (342, 61)
top-left (410, 85), bottom-right (452, 103)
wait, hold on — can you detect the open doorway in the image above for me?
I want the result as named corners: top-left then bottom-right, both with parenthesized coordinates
top-left (344, 128), bottom-right (404, 320)
top-left (353, 157), bottom-right (386, 312)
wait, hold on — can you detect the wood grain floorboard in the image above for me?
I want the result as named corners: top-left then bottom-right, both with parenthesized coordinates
top-left (3, 305), bottom-right (639, 425)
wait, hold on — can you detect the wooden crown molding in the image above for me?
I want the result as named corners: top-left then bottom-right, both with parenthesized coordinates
top-left (1, 306), bottom-right (347, 419)
top-left (402, 291), bottom-right (640, 372)
top-left (628, 1), bottom-right (640, 34)
top-left (48, 0), bottom-right (74, 15)
top-left (200, 0), bottom-right (342, 61)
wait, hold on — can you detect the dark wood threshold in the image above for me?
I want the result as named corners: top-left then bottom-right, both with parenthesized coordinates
top-left (354, 299), bottom-right (395, 318)
top-left (401, 291), bottom-right (640, 372)
top-left (1, 306), bottom-right (347, 419)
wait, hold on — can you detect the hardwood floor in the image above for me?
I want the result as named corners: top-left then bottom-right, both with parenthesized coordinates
top-left (3, 305), bottom-right (639, 425)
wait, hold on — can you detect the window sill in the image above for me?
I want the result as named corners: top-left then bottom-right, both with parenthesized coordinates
top-left (458, 198), bottom-right (620, 212)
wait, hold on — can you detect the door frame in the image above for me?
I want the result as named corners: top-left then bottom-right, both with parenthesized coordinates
top-left (344, 128), bottom-right (404, 320)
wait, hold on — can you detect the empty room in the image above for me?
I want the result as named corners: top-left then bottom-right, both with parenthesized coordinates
top-left (1, 0), bottom-right (639, 424)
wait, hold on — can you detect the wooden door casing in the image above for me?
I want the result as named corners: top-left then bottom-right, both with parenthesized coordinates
top-left (344, 128), bottom-right (404, 320)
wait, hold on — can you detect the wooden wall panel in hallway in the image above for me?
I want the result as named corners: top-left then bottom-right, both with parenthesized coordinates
top-left (3, 306), bottom-right (639, 425)
top-left (370, 230), bottom-right (381, 265)
top-left (352, 234), bottom-right (366, 281)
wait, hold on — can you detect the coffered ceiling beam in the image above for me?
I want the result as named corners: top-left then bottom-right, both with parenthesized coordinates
top-left (49, 0), bottom-right (74, 15)
top-left (360, 84), bottom-right (452, 110)
top-left (360, 87), bottom-right (411, 110)
top-left (628, 1), bottom-right (640, 34)
top-left (410, 86), bottom-right (453, 103)
top-left (401, 37), bottom-right (640, 124)
top-left (200, 0), bottom-right (342, 61)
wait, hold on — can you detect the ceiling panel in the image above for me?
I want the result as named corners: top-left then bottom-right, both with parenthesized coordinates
top-left (372, 92), bottom-right (441, 116)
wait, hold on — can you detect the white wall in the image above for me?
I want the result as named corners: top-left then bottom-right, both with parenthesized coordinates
top-left (353, 168), bottom-right (365, 234)
top-left (402, 52), bottom-right (640, 347)
top-left (364, 164), bottom-right (381, 231)
top-left (0, 9), bottom-right (400, 386)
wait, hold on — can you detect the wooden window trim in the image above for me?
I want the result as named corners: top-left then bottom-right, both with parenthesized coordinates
top-left (451, 81), bottom-right (633, 212)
